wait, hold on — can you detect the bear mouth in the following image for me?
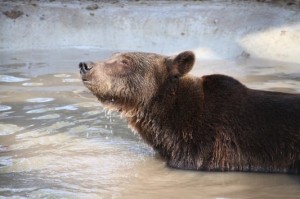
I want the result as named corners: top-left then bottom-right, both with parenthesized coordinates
top-left (81, 75), bottom-right (90, 83)
top-left (81, 76), bottom-right (93, 86)
top-left (82, 79), bottom-right (88, 83)
top-left (81, 77), bottom-right (88, 82)
top-left (97, 95), bottom-right (117, 105)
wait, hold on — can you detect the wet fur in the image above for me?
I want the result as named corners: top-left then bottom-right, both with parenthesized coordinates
top-left (80, 51), bottom-right (300, 174)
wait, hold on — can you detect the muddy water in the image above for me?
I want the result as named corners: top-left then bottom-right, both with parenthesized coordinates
top-left (0, 49), bottom-right (299, 199)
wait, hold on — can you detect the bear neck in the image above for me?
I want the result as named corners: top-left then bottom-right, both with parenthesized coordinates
top-left (126, 76), bottom-right (211, 169)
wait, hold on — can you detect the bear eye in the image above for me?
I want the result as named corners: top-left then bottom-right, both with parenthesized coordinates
top-left (121, 59), bottom-right (129, 66)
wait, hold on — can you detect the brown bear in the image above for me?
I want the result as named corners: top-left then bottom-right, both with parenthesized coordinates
top-left (79, 51), bottom-right (300, 174)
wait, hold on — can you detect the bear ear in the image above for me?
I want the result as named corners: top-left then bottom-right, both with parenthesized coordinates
top-left (171, 51), bottom-right (195, 76)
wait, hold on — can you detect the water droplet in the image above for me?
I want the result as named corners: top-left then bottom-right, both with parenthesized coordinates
top-left (26, 98), bottom-right (54, 103)
top-left (0, 105), bottom-right (11, 111)
top-left (0, 75), bottom-right (29, 83)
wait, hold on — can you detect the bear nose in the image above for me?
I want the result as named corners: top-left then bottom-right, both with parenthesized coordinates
top-left (79, 62), bottom-right (93, 74)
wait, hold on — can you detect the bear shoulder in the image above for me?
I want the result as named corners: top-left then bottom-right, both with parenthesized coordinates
top-left (202, 74), bottom-right (245, 88)
top-left (201, 74), bottom-right (247, 97)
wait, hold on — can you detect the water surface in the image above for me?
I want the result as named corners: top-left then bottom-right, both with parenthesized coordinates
top-left (0, 49), bottom-right (299, 198)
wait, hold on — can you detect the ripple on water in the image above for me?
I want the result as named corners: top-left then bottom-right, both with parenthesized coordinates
top-left (0, 75), bottom-right (29, 82)
top-left (62, 78), bottom-right (81, 83)
top-left (0, 124), bottom-right (24, 136)
top-left (74, 102), bottom-right (100, 108)
top-left (0, 105), bottom-right (12, 111)
top-left (16, 122), bottom-right (75, 140)
top-left (26, 105), bottom-right (78, 114)
top-left (54, 74), bottom-right (71, 78)
top-left (26, 98), bottom-right (55, 103)
top-left (83, 110), bottom-right (103, 116)
top-left (22, 82), bottom-right (44, 86)
top-left (55, 105), bottom-right (78, 111)
top-left (68, 125), bottom-right (89, 134)
top-left (32, 114), bottom-right (60, 120)
top-left (28, 189), bottom-right (100, 199)
top-left (0, 156), bottom-right (13, 167)
top-left (26, 108), bottom-right (52, 114)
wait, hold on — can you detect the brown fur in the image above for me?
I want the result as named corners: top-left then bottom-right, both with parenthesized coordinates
top-left (79, 51), bottom-right (300, 174)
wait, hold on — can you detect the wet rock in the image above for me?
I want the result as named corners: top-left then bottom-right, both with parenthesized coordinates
top-left (3, 10), bottom-right (23, 19)
top-left (280, 30), bottom-right (287, 36)
top-left (40, 14), bottom-right (45, 20)
top-left (238, 51), bottom-right (251, 59)
top-left (86, 4), bottom-right (99, 10)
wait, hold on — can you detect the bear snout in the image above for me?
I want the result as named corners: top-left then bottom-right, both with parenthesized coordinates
top-left (79, 62), bottom-right (93, 75)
